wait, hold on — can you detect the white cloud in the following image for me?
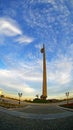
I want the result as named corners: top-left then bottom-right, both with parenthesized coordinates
top-left (48, 71), bottom-right (71, 85)
top-left (14, 61), bottom-right (42, 82)
top-left (22, 87), bottom-right (35, 94)
top-left (0, 69), bottom-right (35, 95)
top-left (47, 54), bottom-right (73, 85)
top-left (16, 35), bottom-right (34, 44)
top-left (0, 18), bottom-right (22, 36)
top-left (0, 17), bottom-right (34, 44)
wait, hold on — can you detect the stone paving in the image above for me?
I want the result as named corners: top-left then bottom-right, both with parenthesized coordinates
top-left (0, 104), bottom-right (73, 130)
top-left (0, 111), bottom-right (73, 130)
top-left (0, 104), bottom-right (73, 119)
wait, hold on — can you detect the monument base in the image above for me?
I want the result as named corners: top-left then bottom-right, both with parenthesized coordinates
top-left (33, 98), bottom-right (48, 103)
top-left (40, 95), bottom-right (47, 100)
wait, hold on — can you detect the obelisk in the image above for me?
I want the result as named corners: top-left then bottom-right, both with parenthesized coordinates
top-left (41, 44), bottom-right (47, 100)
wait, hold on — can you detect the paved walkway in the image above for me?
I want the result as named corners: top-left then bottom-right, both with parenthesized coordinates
top-left (0, 105), bottom-right (73, 130)
top-left (0, 111), bottom-right (73, 130)
top-left (0, 104), bottom-right (73, 120)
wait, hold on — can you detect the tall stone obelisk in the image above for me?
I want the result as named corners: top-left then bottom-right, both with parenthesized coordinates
top-left (41, 44), bottom-right (47, 100)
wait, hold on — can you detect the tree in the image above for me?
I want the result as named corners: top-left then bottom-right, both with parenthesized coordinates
top-left (36, 94), bottom-right (39, 99)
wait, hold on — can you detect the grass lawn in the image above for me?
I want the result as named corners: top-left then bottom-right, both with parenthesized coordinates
top-left (0, 101), bottom-right (23, 108)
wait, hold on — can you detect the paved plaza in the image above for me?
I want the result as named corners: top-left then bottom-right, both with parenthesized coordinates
top-left (0, 103), bottom-right (73, 130)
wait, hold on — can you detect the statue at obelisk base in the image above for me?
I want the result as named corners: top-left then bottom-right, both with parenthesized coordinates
top-left (40, 44), bottom-right (47, 100)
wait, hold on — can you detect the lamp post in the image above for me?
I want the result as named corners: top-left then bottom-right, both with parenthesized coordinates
top-left (18, 92), bottom-right (22, 105)
top-left (65, 92), bottom-right (69, 105)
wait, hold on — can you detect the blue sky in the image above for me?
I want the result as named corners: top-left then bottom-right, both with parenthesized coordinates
top-left (0, 0), bottom-right (73, 99)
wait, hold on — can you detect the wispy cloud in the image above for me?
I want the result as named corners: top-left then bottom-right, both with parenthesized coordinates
top-left (16, 35), bottom-right (34, 44)
top-left (47, 54), bottom-right (73, 85)
top-left (0, 18), bottom-right (22, 36)
top-left (0, 17), bottom-right (34, 44)
top-left (22, 0), bottom-right (72, 42)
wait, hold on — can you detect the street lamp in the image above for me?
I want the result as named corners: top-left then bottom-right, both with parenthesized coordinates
top-left (18, 92), bottom-right (22, 105)
top-left (65, 92), bottom-right (69, 105)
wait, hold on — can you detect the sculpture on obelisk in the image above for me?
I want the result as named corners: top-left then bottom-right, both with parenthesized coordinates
top-left (40, 44), bottom-right (47, 100)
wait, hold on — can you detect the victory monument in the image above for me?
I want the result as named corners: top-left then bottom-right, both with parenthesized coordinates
top-left (40, 44), bottom-right (47, 100)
